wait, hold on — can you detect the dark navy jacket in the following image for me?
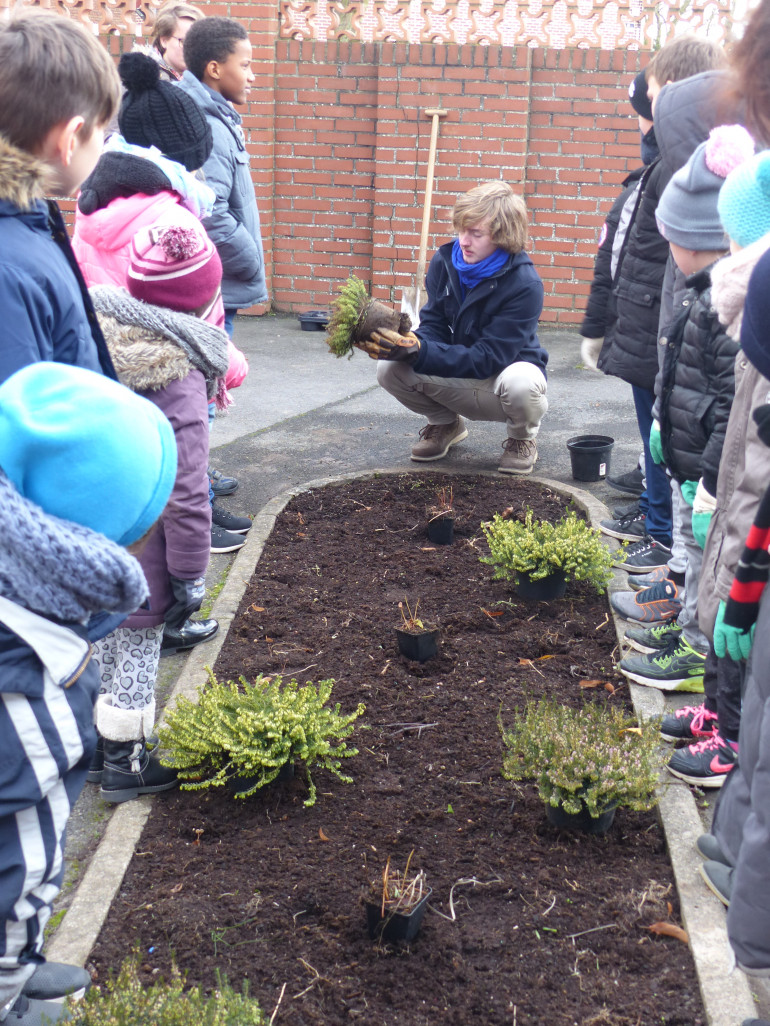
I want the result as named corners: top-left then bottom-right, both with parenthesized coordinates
top-left (414, 241), bottom-right (547, 380)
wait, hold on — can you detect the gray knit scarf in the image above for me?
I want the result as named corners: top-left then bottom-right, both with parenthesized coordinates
top-left (0, 472), bottom-right (148, 623)
top-left (90, 286), bottom-right (230, 404)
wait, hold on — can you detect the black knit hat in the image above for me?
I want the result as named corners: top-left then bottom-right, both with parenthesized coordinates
top-left (629, 70), bottom-right (653, 122)
top-left (118, 52), bottom-right (212, 172)
top-left (741, 247), bottom-right (770, 383)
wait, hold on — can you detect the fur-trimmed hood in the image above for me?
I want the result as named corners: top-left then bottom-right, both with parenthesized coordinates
top-left (98, 313), bottom-right (194, 394)
top-left (0, 134), bottom-right (53, 211)
top-left (711, 231), bottom-right (770, 341)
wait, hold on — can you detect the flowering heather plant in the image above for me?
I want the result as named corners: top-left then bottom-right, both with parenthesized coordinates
top-left (480, 508), bottom-right (618, 593)
top-left (500, 699), bottom-right (661, 818)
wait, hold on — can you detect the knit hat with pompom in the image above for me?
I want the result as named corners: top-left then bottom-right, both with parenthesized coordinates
top-left (128, 223), bottom-right (222, 316)
top-left (718, 146), bottom-right (770, 250)
top-left (118, 52), bottom-right (212, 171)
top-left (656, 124), bottom-right (755, 251)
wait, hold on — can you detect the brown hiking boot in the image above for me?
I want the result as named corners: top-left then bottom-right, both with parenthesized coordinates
top-left (411, 417), bottom-right (468, 461)
top-left (498, 437), bottom-right (538, 475)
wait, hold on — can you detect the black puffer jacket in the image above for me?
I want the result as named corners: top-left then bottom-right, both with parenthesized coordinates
top-left (597, 158), bottom-right (672, 390)
top-left (658, 267), bottom-right (738, 492)
top-left (580, 166), bottom-right (646, 340)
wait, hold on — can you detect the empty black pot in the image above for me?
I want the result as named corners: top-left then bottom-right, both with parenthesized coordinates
top-left (515, 570), bottom-right (567, 601)
top-left (298, 309), bottom-right (330, 331)
top-left (566, 434), bottom-right (614, 481)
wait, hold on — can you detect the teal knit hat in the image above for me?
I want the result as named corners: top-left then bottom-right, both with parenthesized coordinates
top-left (718, 148), bottom-right (770, 250)
top-left (0, 363), bottom-right (177, 545)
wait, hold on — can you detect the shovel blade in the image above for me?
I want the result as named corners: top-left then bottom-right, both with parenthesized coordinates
top-left (400, 288), bottom-right (421, 331)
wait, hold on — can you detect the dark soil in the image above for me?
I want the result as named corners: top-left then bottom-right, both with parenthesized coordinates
top-left (89, 473), bottom-right (705, 1026)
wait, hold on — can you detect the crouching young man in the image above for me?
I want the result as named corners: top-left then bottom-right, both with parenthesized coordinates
top-left (372, 181), bottom-right (548, 474)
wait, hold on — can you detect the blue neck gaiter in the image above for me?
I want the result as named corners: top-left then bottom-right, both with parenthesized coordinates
top-left (451, 239), bottom-right (510, 299)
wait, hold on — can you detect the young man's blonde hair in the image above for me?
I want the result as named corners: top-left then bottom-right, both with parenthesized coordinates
top-left (452, 181), bottom-right (529, 254)
top-left (647, 33), bottom-right (727, 86)
top-left (151, 2), bottom-right (204, 52)
top-left (0, 10), bottom-right (120, 153)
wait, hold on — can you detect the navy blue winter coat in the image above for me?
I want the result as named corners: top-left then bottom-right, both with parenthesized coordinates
top-left (414, 242), bottom-right (547, 380)
top-left (0, 137), bottom-right (115, 385)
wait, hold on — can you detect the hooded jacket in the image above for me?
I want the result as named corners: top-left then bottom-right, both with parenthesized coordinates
top-left (0, 136), bottom-right (116, 384)
top-left (413, 241), bottom-right (547, 380)
top-left (698, 235), bottom-right (770, 639)
top-left (92, 288), bottom-right (229, 627)
top-left (176, 72), bottom-right (267, 309)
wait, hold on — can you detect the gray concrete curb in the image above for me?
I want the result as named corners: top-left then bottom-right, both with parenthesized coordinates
top-left (49, 468), bottom-right (758, 1026)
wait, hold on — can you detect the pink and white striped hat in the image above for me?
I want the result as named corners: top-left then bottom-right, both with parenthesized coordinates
top-left (128, 224), bottom-right (222, 318)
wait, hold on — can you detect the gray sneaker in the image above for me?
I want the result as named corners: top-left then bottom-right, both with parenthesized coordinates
top-left (411, 417), bottom-right (468, 461)
top-left (499, 437), bottom-right (538, 475)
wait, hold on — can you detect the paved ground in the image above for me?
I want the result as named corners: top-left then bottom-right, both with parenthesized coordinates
top-left (54, 314), bottom-right (766, 1025)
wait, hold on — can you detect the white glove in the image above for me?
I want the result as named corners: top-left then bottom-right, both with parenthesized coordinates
top-left (580, 336), bottom-right (603, 371)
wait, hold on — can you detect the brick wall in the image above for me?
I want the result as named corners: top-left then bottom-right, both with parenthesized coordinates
top-left (269, 41), bottom-right (643, 324)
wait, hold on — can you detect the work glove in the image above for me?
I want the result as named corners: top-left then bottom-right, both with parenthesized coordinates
top-left (356, 327), bottom-right (421, 361)
top-left (165, 575), bottom-right (206, 629)
top-left (580, 336), bottom-right (603, 371)
top-left (691, 479), bottom-right (717, 549)
top-left (713, 599), bottom-right (755, 661)
top-left (649, 420), bottom-right (664, 465)
top-left (680, 480), bottom-right (698, 506)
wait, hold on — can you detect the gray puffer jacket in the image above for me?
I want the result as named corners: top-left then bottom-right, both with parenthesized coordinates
top-left (176, 72), bottom-right (267, 309)
top-left (698, 236), bottom-right (770, 640)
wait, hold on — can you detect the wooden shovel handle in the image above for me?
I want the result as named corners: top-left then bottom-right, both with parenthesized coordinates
top-left (415, 109), bottom-right (448, 293)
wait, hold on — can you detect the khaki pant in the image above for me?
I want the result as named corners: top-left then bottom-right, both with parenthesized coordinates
top-left (376, 360), bottom-right (548, 440)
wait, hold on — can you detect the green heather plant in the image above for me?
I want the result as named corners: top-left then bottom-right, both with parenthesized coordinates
top-left (159, 672), bottom-right (365, 806)
top-left (499, 698), bottom-right (662, 818)
top-left (480, 508), bottom-right (619, 593)
top-left (66, 950), bottom-right (264, 1024)
top-left (326, 275), bottom-right (369, 357)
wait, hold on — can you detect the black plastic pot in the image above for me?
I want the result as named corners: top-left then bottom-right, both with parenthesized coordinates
top-left (366, 887), bottom-right (432, 943)
top-left (545, 802), bottom-right (616, 835)
top-left (228, 761), bottom-right (295, 796)
top-left (427, 516), bottom-right (454, 545)
top-left (515, 570), bottom-right (567, 601)
top-left (395, 626), bottom-right (439, 662)
top-left (298, 309), bottom-right (330, 331)
top-left (566, 434), bottom-right (614, 481)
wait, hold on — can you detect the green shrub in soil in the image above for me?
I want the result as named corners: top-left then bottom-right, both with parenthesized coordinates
top-left (66, 951), bottom-right (264, 1024)
top-left (500, 698), bottom-right (662, 818)
top-left (480, 507), bottom-right (619, 593)
top-left (159, 672), bottom-right (366, 806)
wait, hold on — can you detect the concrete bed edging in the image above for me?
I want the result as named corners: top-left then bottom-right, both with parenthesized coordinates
top-left (47, 468), bottom-right (758, 1026)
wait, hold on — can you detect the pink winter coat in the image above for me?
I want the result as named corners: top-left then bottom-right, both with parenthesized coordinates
top-left (73, 190), bottom-right (248, 389)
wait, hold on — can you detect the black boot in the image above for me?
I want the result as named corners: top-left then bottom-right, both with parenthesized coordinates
top-left (160, 617), bottom-right (219, 655)
top-left (86, 732), bottom-right (104, 784)
top-left (100, 739), bottom-right (178, 804)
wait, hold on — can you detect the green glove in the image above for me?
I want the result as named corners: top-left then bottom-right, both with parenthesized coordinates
top-left (649, 422), bottom-right (664, 465)
top-left (713, 600), bottom-right (755, 661)
top-left (680, 479), bottom-right (697, 506)
top-left (692, 509), bottom-right (712, 549)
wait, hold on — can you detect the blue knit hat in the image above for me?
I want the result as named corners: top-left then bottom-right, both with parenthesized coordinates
top-left (718, 148), bottom-right (770, 250)
top-left (0, 363), bottom-right (177, 545)
top-left (656, 124), bottom-right (755, 251)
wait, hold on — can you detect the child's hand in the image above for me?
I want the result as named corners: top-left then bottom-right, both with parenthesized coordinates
top-left (579, 336), bottom-right (603, 371)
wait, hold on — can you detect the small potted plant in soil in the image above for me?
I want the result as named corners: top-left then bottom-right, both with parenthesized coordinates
top-left (325, 275), bottom-right (414, 358)
top-left (395, 598), bottom-right (439, 662)
top-left (158, 672), bottom-right (366, 806)
top-left (480, 507), bottom-right (619, 600)
top-left (499, 698), bottom-right (662, 834)
top-left (365, 852), bottom-right (431, 943)
top-left (426, 484), bottom-right (455, 545)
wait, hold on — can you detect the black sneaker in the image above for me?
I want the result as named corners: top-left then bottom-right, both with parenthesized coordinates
top-left (699, 859), bottom-right (732, 906)
top-left (606, 466), bottom-right (644, 496)
top-left (667, 734), bottom-right (738, 788)
top-left (211, 525), bottom-right (247, 553)
top-left (624, 620), bottom-right (683, 653)
top-left (611, 499), bottom-right (641, 520)
top-left (614, 535), bottom-right (672, 572)
top-left (23, 962), bottom-right (91, 1001)
top-left (599, 510), bottom-right (647, 542)
top-left (212, 504), bottom-right (252, 534)
top-left (660, 702), bottom-right (719, 741)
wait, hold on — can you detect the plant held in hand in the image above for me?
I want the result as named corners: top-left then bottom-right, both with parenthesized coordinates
top-left (159, 672), bottom-right (365, 806)
top-left (326, 275), bottom-right (412, 358)
top-left (500, 698), bottom-right (661, 818)
top-left (480, 508), bottom-right (618, 593)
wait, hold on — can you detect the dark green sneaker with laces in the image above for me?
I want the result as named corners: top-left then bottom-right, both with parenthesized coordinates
top-left (623, 620), bottom-right (683, 654)
top-left (618, 636), bottom-right (706, 691)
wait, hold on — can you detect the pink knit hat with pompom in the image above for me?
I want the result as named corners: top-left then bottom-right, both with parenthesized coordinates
top-left (656, 124), bottom-right (755, 251)
top-left (127, 224), bottom-right (222, 315)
